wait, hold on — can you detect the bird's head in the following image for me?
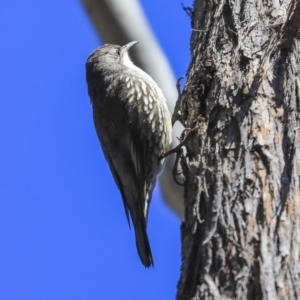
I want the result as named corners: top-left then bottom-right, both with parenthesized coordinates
top-left (86, 41), bottom-right (138, 68)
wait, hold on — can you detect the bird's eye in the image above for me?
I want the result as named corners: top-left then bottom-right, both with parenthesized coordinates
top-left (116, 49), bottom-right (120, 55)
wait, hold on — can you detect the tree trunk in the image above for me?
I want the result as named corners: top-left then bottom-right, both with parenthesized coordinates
top-left (175, 0), bottom-right (300, 299)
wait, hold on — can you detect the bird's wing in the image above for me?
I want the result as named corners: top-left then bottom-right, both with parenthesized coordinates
top-left (118, 73), bottom-right (171, 220)
top-left (93, 89), bottom-right (146, 225)
top-left (92, 108), bottom-right (144, 228)
top-left (93, 103), bottom-right (153, 266)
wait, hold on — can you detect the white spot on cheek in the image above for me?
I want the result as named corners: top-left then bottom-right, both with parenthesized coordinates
top-left (121, 53), bottom-right (135, 67)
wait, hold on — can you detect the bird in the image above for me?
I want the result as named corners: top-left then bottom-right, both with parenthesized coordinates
top-left (85, 41), bottom-right (172, 267)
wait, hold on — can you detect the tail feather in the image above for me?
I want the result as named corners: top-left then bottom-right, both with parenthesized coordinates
top-left (132, 215), bottom-right (154, 267)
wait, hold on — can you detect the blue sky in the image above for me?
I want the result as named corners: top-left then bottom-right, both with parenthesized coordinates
top-left (0, 1), bottom-right (191, 299)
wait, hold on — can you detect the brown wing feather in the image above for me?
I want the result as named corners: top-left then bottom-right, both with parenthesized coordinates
top-left (92, 95), bottom-right (153, 266)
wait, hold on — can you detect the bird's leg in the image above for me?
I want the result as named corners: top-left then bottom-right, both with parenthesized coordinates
top-left (159, 126), bottom-right (197, 186)
top-left (159, 125), bottom-right (198, 159)
top-left (176, 76), bottom-right (185, 96)
top-left (160, 116), bottom-right (206, 185)
top-left (172, 148), bottom-right (184, 186)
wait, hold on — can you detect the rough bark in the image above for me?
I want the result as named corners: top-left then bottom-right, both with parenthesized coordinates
top-left (176, 0), bottom-right (300, 299)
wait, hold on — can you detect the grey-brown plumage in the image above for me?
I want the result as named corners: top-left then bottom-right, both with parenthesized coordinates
top-left (85, 41), bottom-right (172, 267)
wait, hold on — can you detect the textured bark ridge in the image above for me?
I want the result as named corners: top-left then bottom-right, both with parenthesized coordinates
top-left (176, 0), bottom-right (300, 299)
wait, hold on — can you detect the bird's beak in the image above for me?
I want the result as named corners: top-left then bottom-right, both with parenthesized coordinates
top-left (119, 41), bottom-right (138, 64)
top-left (122, 41), bottom-right (138, 52)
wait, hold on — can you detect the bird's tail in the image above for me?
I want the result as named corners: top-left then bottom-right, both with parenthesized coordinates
top-left (131, 214), bottom-right (154, 267)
